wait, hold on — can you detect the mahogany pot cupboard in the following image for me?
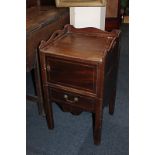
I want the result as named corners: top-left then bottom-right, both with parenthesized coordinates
top-left (39, 25), bottom-right (120, 144)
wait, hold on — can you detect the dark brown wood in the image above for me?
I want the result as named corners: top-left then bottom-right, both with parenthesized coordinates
top-left (105, 0), bottom-right (121, 31)
top-left (46, 57), bottom-right (97, 93)
top-left (26, 4), bottom-right (69, 115)
top-left (108, 39), bottom-right (120, 115)
top-left (39, 52), bottom-right (54, 128)
top-left (26, 6), bottom-right (70, 71)
top-left (44, 86), bottom-right (54, 129)
top-left (26, 0), bottom-right (38, 8)
top-left (39, 25), bottom-right (120, 145)
top-left (49, 88), bottom-right (96, 112)
top-left (33, 50), bottom-right (45, 115)
top-left (105, 18), bottom-right (121, 31)
top-left (93, 100), bottom-right (104, 144)
top-left (26, 95), bottom-right (38, 102)
top-left (26, 0), bottom-right (55, 8)
top-left (40, 0), bottom-right (54, 6)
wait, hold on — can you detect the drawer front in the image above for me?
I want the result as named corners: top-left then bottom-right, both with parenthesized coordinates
top-left (49, 88), bottom-right (95, 112)
top-left (46, 57), bottom-right (97, 93)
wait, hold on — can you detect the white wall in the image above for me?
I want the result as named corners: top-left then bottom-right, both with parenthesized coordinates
top-left (70, 7), bottom-right (106, 30)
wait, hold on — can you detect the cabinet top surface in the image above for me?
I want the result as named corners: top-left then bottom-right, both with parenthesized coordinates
top-left (40, 25), bottom-right (120, 62)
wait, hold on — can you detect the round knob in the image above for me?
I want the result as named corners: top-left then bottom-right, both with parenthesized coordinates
top-left (64, 94), bottom-right (68, 99)
top-left (46, 65), bottom-right (51, 72)
top-left (74, 97), bottom-right (78, 102)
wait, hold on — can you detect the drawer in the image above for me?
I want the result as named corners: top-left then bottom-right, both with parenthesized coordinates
top-left (49, 88), bottom-right (96, 112)
top-left (46, 57), bottom-right (97, 93)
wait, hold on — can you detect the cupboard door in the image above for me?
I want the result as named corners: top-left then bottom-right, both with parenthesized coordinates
top-left (46, 57), bottom-right (97, 93)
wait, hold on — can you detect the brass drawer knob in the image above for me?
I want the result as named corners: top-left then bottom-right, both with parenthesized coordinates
top-left (74, 97), bottom-right (78, 102)
top-left (64, 94), bottom-right (78, 103)
top-left (64, 94), bottom-right (68, 99)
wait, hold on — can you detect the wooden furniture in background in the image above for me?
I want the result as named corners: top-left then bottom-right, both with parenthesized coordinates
top-left (55, 0), bottom-right (106, 7)
top-left (26, 0), bottom-right (55, 7)
top-left (105, 0), bottom-right (121, 31)
top-left (26, 0), bottom-right (69, 115)
top-left (39, 25), bottom-right (120, 144)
